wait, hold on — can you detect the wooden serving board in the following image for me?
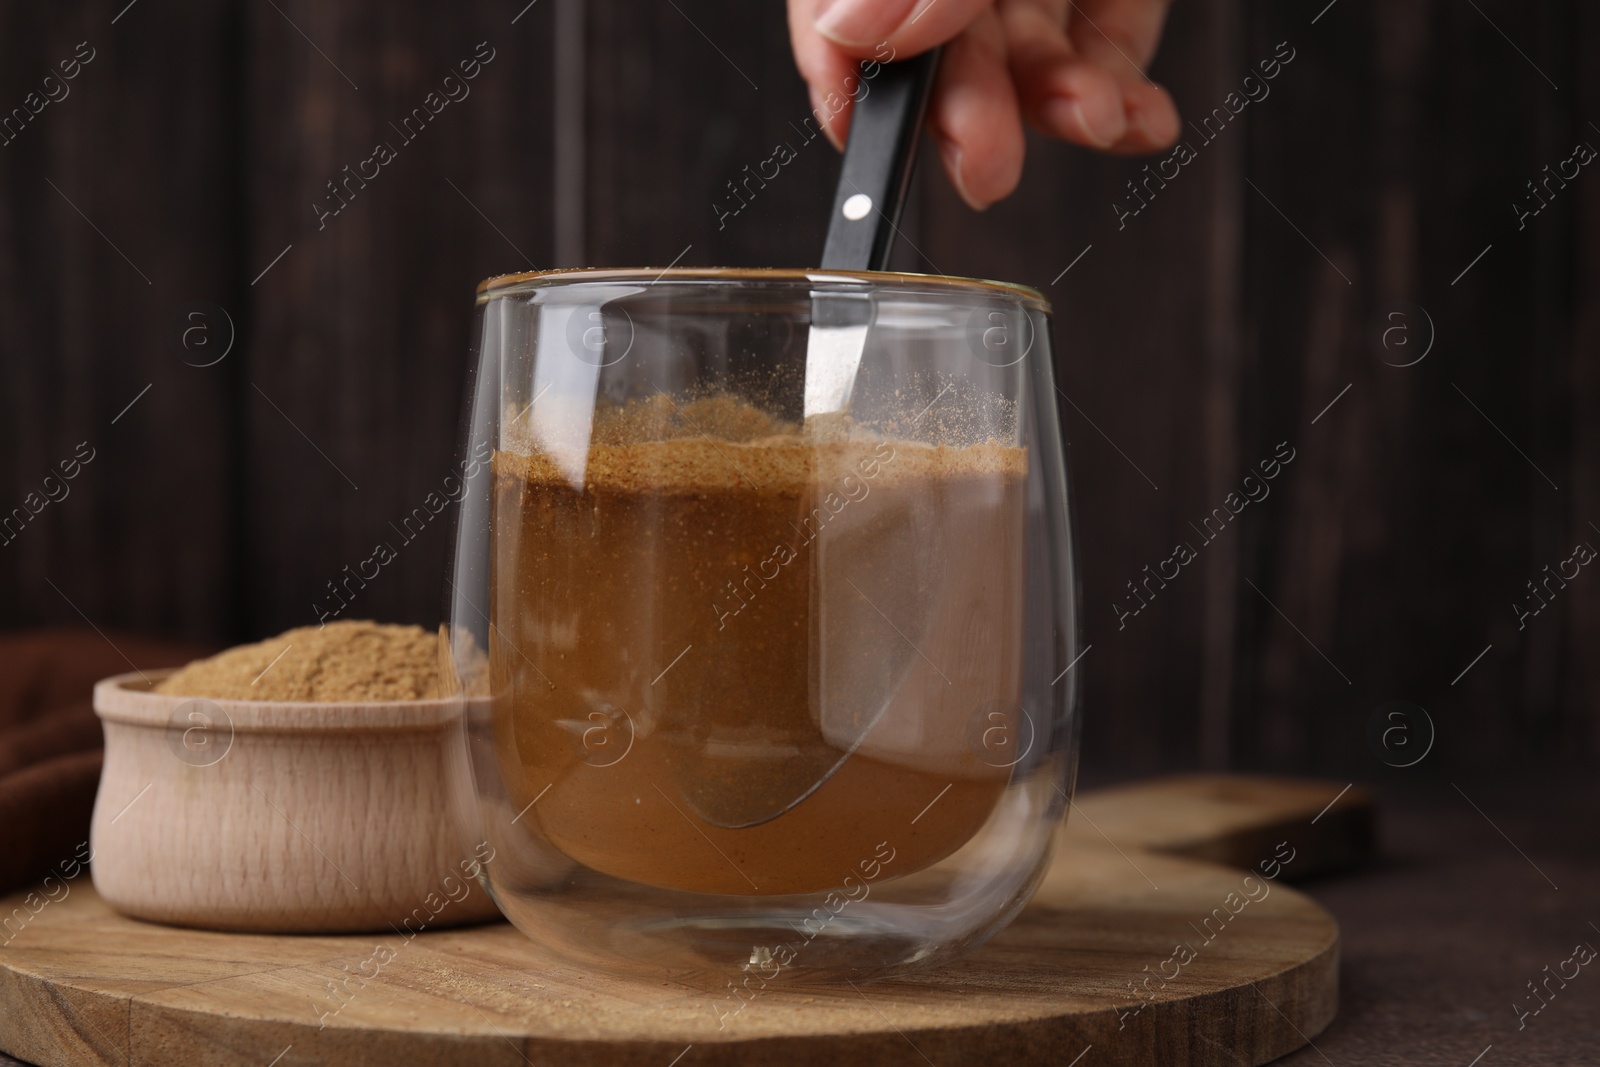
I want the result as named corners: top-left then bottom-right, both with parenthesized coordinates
top-left (0, 776), bottom-right (1361, 1067)
top-left (1062, 774), bottom-right (1375, 879)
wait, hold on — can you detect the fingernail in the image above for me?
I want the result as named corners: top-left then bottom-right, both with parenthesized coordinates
top-left (1046, 97), bottom-right (1119, 149)
top-left (811, 86), bottom-right (846, 149)
top-left (815, 0), bottom-right (909, 47)
top-left (1129, 105), bottom-right (1174, 148)
top-left (938, 138), bottom-right (986, 211)
top-left (1126, 107), bottom-right (1153, 145)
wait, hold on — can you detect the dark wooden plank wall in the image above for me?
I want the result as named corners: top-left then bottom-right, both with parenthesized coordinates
top-left (0, 0), bottom-right (236, 639)
top-left (244, 1), bottom-right (555, 639)
top-left (1232, 0), bottom-right (1586, 777)
top-left (0, 0), bottom-right (1592, 778)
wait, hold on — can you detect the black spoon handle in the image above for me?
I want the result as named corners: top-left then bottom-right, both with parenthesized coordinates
top-left (819, 48), bottom-right (942, 272)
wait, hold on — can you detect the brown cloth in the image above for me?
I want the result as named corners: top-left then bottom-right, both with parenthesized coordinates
top-left (0, 630), bottom-right (212, 896)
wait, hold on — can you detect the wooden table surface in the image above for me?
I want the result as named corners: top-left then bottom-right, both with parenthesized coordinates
top-left (3, 776), bottom-right (1591, 1066)
top-left (1271, 775), bottom-right (1598, 1067)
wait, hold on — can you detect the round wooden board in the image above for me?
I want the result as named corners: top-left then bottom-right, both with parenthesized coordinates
top-left (0, 835), bottom-right (1336, 1067)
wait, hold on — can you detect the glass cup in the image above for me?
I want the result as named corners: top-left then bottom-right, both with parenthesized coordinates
top-left (444, 268), bottom-right (1081, 981)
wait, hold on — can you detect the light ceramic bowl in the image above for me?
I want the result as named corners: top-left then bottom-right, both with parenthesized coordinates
top-left (90, 670), bottom-right (501, 933)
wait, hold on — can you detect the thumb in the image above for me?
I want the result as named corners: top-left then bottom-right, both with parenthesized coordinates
top-left (814, 0), bottom-right (998, 56)
top-left (791, 0), bottom-right (998, 148)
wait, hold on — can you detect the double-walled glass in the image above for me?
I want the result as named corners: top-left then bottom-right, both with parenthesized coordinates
top-left (444, 268), bottom-right (1080, 981)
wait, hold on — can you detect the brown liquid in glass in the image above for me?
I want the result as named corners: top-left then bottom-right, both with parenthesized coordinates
top-left (491, 405), bottom-right (1027, 895)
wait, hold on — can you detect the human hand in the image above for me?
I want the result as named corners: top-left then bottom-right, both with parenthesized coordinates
top-left (787, 0), bottom-right (1181, 209)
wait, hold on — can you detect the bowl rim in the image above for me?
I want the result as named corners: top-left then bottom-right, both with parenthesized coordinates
top-left (93, 670), bottom-right (468, 732)
top-left (474, 266), bottom-right (1051, 311)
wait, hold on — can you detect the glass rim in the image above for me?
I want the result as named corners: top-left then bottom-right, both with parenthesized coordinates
top-left (475, 266), bottom-right (1051, 312)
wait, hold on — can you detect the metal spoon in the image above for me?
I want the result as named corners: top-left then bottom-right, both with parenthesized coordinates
top-left (679, 48), bottom-right (942, 831)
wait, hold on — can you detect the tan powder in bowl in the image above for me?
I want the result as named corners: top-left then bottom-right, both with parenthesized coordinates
top-left (155, 620), bottom-right (441, 702)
